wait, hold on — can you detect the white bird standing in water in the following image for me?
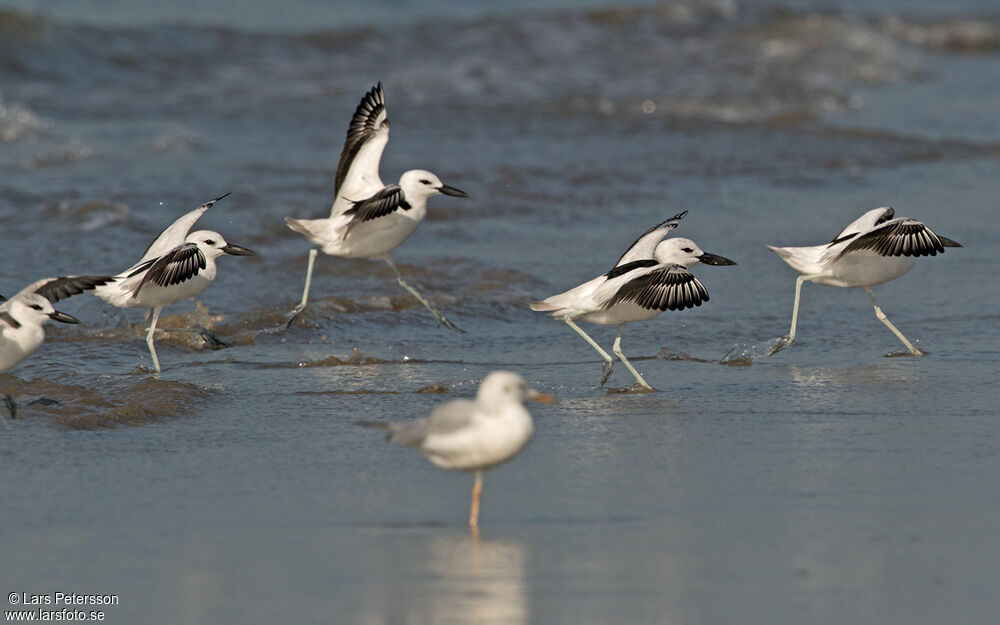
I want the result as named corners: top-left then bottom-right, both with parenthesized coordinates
top-left (1, 275), bottom-right (110, 417)
top-left (531, 212), bottom-right (736, 390)
top-left (92, 194), bottom-right (255, 373)
top-left (767, 206), bottom-right (961, 356)
top-left (359, 371), bottom-right (556, 528)
top-left (284, 82), bottom-right (468, 331)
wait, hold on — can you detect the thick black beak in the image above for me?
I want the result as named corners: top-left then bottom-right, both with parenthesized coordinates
top-left (49, 310), bottom-right (79, 324)
top-left (438, 184), bottom-right (468, 198)
top-left (221, 243), bottom-right (256, 256)
top-left (699, 252), bottom-right (737, 266)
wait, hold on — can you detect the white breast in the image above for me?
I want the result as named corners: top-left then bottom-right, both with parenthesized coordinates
top-left (129, 263), bottom-right (218, 309)
top-left (422, 407), bottom-right (534, 472)
top-left (579, 301), bottom-right (662, 326)
top-left (338, 208), bottom-right (424, 258)
top-left (0, 325), bottom-right (44, 370)
top-left (819, 252), bottom-right (917, 288)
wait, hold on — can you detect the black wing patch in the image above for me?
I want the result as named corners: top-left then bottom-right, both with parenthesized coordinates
top-left (334, 82), bottom-right (387, 193)
top-left (0, 311), bottom-right (21, 329)
top-left (606, 265), bottom-right (709, 312)
top-left (840, 219), bottom-right (950, 258)
top-left (605, 259), bottom-right (658, 280)
top-left (344, 185), bottom-right (409, 231)
top-left (134, 243), bottom-right (207, 294)
top-left (34, 275), bottom-right (113, 304)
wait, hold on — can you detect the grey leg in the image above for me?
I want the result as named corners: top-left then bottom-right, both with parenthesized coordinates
top-left (383, 255), bottom-right (464, 333)
top-left (866, 287), bottom-right (922, 356)
top-left (286, 248), bottom-right (318, 327)
top-left (146, 306), bottom-right (164, 373)
top-left (612, 324), bottom-right (653, 390)
top-left (771, 274), bottom-right (822, 355)
top-left (564, 314), bottom-right (615, 385)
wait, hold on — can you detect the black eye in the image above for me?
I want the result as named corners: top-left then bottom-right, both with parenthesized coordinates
top-left (682, 247), bottom-right (693, 253)
top-left (420, 179), bottom-right (431, 185)
top-left (30, 304), bottom-right (43, 311)
top-left (205, 239), bottom-right (216, 245)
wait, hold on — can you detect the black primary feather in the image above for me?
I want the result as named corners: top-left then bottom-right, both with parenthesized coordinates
top-left (134, 243), bottom-right (207, 295)
top-left (344, 185), bottom-right (409, 232)
top-left (335, 82), bottom-right (387, 194)
top-left (34, 275), bottom-right (114, 304)
top-left (840, 219), bottom-right (949, 258)
top-left (606, 265), bottom-right (709, 311)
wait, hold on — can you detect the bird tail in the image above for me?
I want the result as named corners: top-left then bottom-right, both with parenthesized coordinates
top-left (529, 300), bottom-right (558, 312)
top-left (284, 216), bottom-right (312, 237)
top-left (529, 299), bottom-right (575, 319)
top-left (357, 419), bottom-right (429, 447)
top-left (285, 216), bottom-right (349, 251)
top-left (766, 244), bottom-right (826, 275)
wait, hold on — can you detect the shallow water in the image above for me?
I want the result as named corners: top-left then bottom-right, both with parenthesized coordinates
top-left (1, 0), bottom-right (999, 623)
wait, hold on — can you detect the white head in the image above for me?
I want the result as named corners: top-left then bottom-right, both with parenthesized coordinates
top-left (476, 371), bottom-right (557, 408)
top-left (5, 293), bottom-right (79, 327)
top-left (398, 169), bottom-right (468, 203)
top-left (185, 230), bottom-right (256, 259)
top-left (653, 237), bottom-right (737, 268)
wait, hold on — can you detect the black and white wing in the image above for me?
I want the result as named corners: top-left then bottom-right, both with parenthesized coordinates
top-left (132, 243), bottom-right (206, 296)
top-left (22, 275), bottom-right (114, 304)
top-left (604, 263), bottom-right (709, 311)
top-left (335, 83), bottom-right (389, 195)
top-left (8, 275), bottom-right (113, 305)
top-left (838, 218), bottom-right (962, 258)
top-left (613, 211), bottom-right (688, 268)
top-left (343, 185), bottom-right (410, 232)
